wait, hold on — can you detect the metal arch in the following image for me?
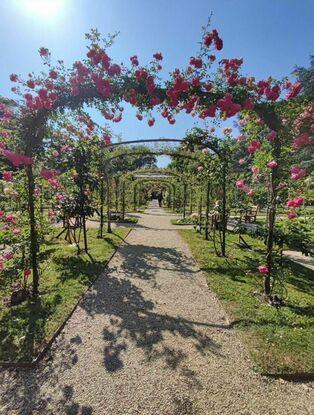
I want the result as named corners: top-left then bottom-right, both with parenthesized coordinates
top-left (122, 167), bottom-right (184, 181)
top-left (105, 138), bottom-right (183, 148)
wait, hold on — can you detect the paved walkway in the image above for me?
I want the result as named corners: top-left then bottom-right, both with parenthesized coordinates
top-left (0, 202), bottom-right (312, 414)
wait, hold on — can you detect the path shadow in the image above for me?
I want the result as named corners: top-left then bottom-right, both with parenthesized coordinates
top-left (80, 267), bottom-right (221, 374)
top-left (117, 243), bottom-right (198, 281)
top-left (0, 351), bottom-right (92, 415)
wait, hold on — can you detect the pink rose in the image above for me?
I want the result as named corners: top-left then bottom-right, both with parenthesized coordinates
top-left (2, 171), bottom-right (13, 182)
top-left (290, 166), bottom-right (306, 181)
top-left (236, 179), bottom-right (245, 189)
top-left (267, 160), bottom-right (278, 169)
top-left (266, 131), bottom-right (277, 141)
top-left (258, 265), bottom-right (269, 274)
top-left (287, 211), bottom-right (297, 220)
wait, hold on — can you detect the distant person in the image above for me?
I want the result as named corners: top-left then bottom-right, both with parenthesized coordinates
top-left (158, 193), bottom-right (163, 207)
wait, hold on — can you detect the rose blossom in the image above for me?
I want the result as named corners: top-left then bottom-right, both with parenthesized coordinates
top-left (258, 265), bottom-right (269, 274)
top-left (266, 131), bottom-right (277, 141)
top-left (267, 160), bottom-right (278, 169)
top-left (287, 211), bottom-right (297, 220)
top-left (290, 166), bottom-right (306, 181)
top-left (2, 171), bottom-right (13, 182)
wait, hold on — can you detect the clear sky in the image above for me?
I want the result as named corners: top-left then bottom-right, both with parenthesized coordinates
top-left (0, 0), bottom-right (313, 166)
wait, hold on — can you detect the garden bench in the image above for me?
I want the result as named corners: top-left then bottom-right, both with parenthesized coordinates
top-left (56, 215), bottom-right (83, 240)
top-left (240, 205), bottom-right (259, 223)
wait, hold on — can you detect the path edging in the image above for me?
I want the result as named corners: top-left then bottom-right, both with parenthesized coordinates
top-left (261, 372), bottom-right (314, 382)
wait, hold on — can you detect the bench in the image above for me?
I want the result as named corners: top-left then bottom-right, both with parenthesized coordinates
top-left (240, 205), bottom-right (259, 223)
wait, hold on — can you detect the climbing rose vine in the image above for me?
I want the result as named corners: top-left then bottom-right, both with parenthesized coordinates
top-left (0, 22), bottom-right (312, 300)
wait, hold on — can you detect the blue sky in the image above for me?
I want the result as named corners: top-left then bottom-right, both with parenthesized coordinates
top-left (0, 0), bottom-right (313, 166)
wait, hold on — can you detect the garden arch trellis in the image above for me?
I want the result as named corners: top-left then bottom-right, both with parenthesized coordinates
top-left (2, 24), bottom-right (304, 299)
top-left (130, 170), bottom-right (181, 211)
top-left (20, 102), bottom-right (280, 299)
top-left (101, 146), bottom-right (205, 235)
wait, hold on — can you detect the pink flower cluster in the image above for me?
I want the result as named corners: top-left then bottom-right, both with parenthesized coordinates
top-left (266, 130), bottom-right (277, 141)
top-left (235, 179), bottom-right (254, 196)
top-left (286, 197), bottom-right (304, 208)
top-left (293, 105), bottom-right (314, 131)
top-left (2, 150), bottom-right (33, 167)
top-left (190, 57), bottom-right (202, 68)
top-left (290, 166), bottom-right (306, 181)
top-left (286, 82), bottom-right (302, 99)
top-left (0, 103), bottom-right (13, 123)
top-left (0, 211), bottom-right (21, 236)
top-left (203, 29), bottom-right (223, 50)
top-left (217, 93), bottom-right (241, 118)
top-left (258, 265), bottom-right (269, 274)
top-left (267, 160), bottom-right (278, 169)
top-left (257, 80), bottom-right (281, 101)
top-left (247, 140), bottom-right (261, 154)
top-left (40, 168), bottom-right (60, 180)
top-left (220, 58), bottom-right (251, 88)
top-left (286, 196), bottom-right (304, 220)
top-left (2, 171), bottom-right (13, 182)
top-left (103, 134), bottom-right (111, 145)
top-left (24, 88), bottom-right (58, 111)
top-left (40, 168), bottom-right (61, 189)
top-left (292, 133), bottom-right (312, 149)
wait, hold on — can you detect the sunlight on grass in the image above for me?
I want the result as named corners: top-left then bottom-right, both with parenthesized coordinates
top-left (0, 228), bottom-right (129, 362)
top-left (179, 230), bottom-right (314, 374)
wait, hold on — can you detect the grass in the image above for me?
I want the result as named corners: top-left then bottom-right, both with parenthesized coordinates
top-left (179, 230), bottom-right (314, 374)
top-left (0, 228), bottom-right (129, 362)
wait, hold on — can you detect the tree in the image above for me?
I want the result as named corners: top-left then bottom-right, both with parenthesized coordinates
top-left (293, 56), bottom-right (314, 99)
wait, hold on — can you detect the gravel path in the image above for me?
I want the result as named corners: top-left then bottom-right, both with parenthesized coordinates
top-left (0, 202), bottom-right (312, 415)
top-left (283, 250), bottom-right (314, 271)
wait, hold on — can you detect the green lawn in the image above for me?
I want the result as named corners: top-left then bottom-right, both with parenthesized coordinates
top-left (179, 230), bottom-right (314, 374)
top-left (0, 228), bottom-right (129, 362)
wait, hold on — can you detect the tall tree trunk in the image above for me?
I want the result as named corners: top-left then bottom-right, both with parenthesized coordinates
top-left (189, 186), bottom-right (193, 215)
top-left (114, 176), bottom-right (119, 213)
top-left (105, 174), bottom-right (112, 233)
top-left (26, 165), bottom-right (39, 298)
top-left (98, 178), bottom-right (105, 238)
top-left (121, 180), bottom-right (126, 221)
top-left (79, 181), bottom-right (88, 253)
top-left (138, 184), bottom-right (142, 207)
top-left (205, 180), bottom-right (210, 240)
top-left (133, 183), bottom-right (137, 211)
top-left (82, 213), bottom-right (88, 253)
top-left (198, 188), bottom-right (203, 232)
top-left (183, 183), bottom-right (187, 220)
top-left (255, 106), bottom-right (281, 299)
top-left (221, 162), bottom-right (227, 257)
top-left (265, 129), bottom-right (281, 298)
top-left (265, 171), bottom-right (277, 297)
